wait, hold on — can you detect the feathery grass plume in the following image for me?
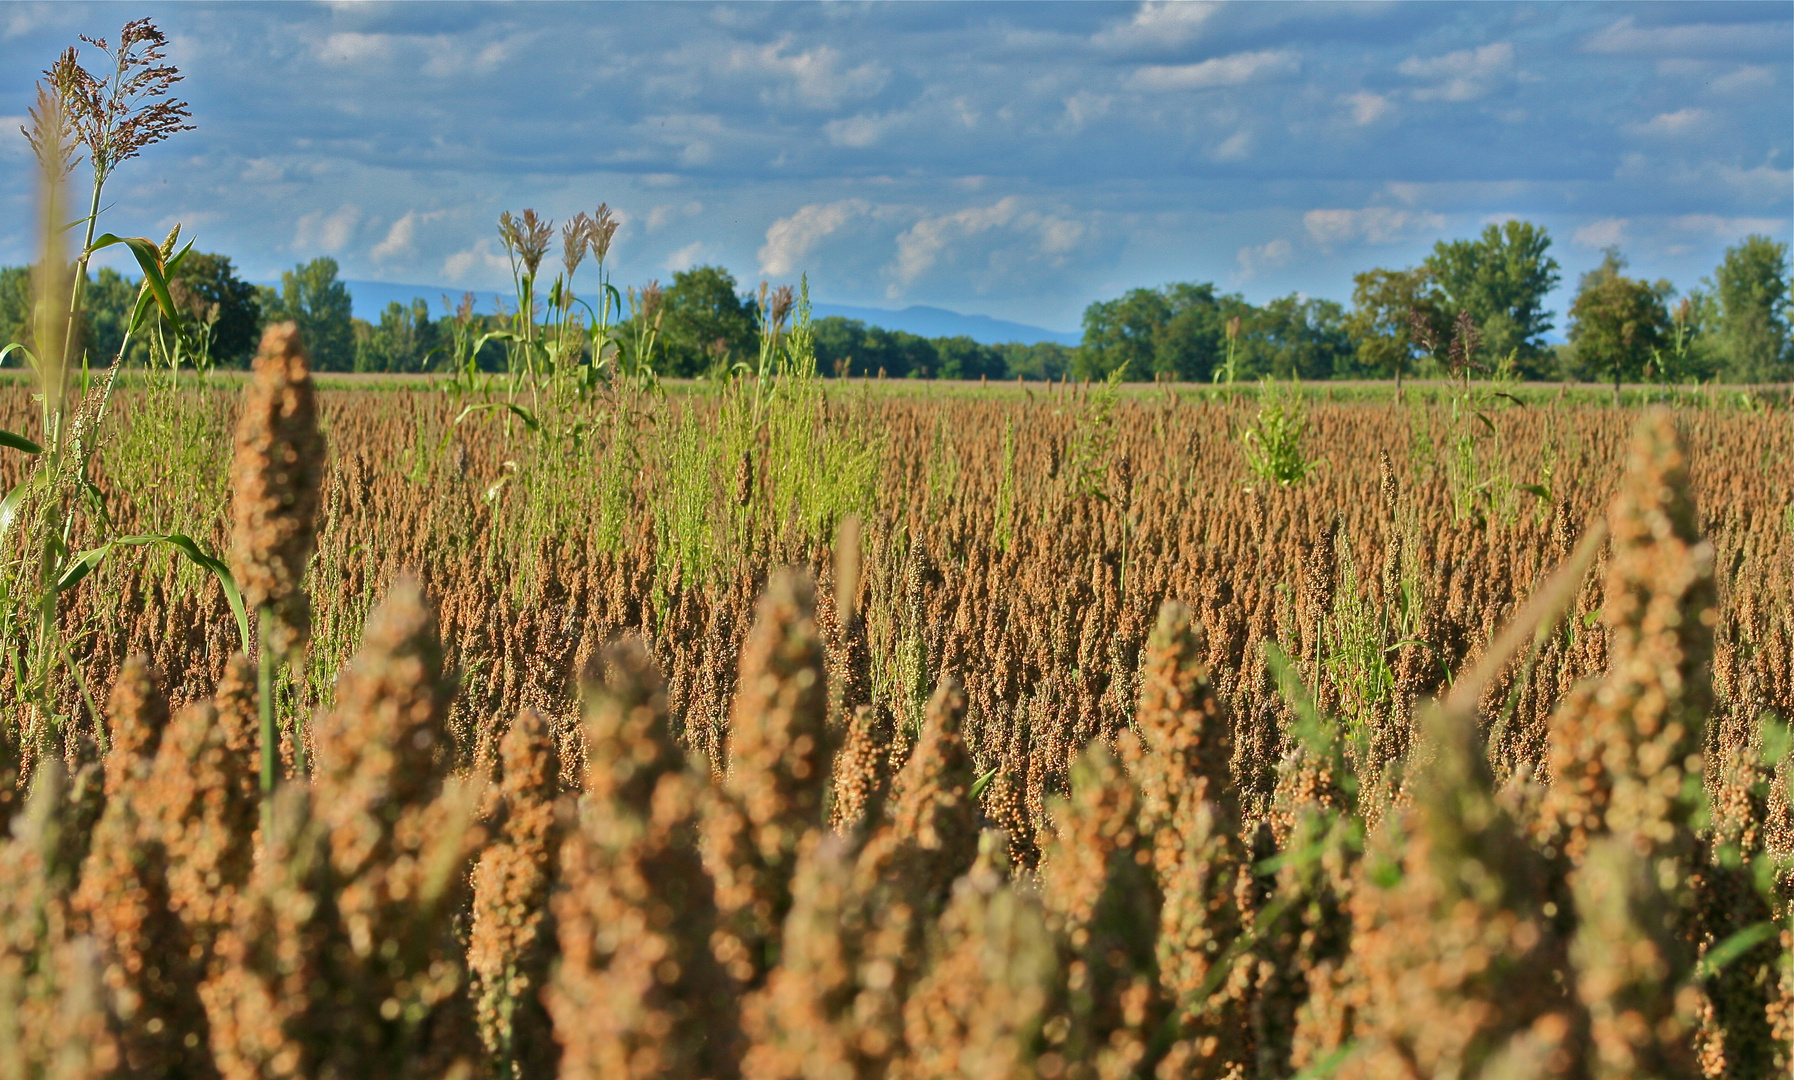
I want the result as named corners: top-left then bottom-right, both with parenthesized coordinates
top-left (549, 638), bottom-right (742, 1080)
top-left (1326, 702), bottom-right (1578, 1080)
top-left (1539, 409), bottom-right (1715, 865)
top-left (1123, 603), bottom-right (1252, 1067)
top-left (230, 322), bottom-right (325, 664)
top-left (0, 761), bottom-right (121, 1080)
top-left (469, 709), bottom-right (563, 1080)
top-left (897, 830), bottom-right (1057, 1080)
top-left (703, 569), bottom-right (831, 985)
top-left (1037, 740), bottom-right (1166, 1080)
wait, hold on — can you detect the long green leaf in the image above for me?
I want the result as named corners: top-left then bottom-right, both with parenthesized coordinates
top-left (59, 533), bottom-right (250, 649)
top-left (1696, 921), bottom-right (1778, 980)
top-left (0, 480), bottom-right (31, 542)
top-left (56, 543), bottom-right (113, 593)
top-left (970, 765), bottom-right (999, 800)
top-left (456, 401), bottom-right (541, 433)
top-left (111, 533), bottom-right (250, 649)
top-left (0, 342), bottom-right (36, 368)
top-left (0, 428), bottom-right (43, 455)
top-left (89, 233), bottom-right (188, 337)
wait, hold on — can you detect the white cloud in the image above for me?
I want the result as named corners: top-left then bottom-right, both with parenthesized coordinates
top-left (825, 114), bottom-right (893, 149)
top-left (371, 212), bottom-right (419, 263)
top-left (884, 198), bottom-right (1090, 296)
top-left (1213, 129), bottom-right (1253, 161)
top-left (1398, 41), bottom-right (1514, 101)
top-left (1626, 108), bottom-right (1709, 137)
top-left (1129, 50), bottom-right (1299, 92)
top-left (759, 199), bottom-right (872, 275)
top-left (729, 38), bottom-right (888, 109)
top-left (293, 204), bottom-right (361, 254)
top-left (1572, 218), bottom-right (1628, 249)
top-left (1708, 66), bottom-right (1775, 95)
top-left (441, 237), bottom-right (508, 284)
top-left (1585, 17), bottom-right (1779, 57)
top-left (315, 31), bottom-right (394, 67)
top-left (1303, 207), bottom-right (1444, 246)
top-left (1668, 214), bottom-right (1789, 240)
top-left (646, 202), bottom-right (704, 232)
top-left (1341, 91), bottom-right (1391, 126)
top-left (1095, 2), bottom-right (1221, 50)
top-left (665, 241), bottom-right (706, 273)
top-left (892, 198), bottom-right (1022, 288)
top-left (1236, 238), bottom-right (1293, 280)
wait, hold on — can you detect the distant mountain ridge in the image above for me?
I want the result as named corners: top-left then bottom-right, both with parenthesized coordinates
top-left (326, 280), bottom-right (1078, 348)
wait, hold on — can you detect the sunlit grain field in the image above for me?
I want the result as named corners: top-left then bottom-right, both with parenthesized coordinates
top-left (4, 346), bottom-right (1794, 1078)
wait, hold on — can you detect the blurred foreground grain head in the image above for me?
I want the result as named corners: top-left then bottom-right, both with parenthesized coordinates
top-left (229, 321), bottom-right (325, 662)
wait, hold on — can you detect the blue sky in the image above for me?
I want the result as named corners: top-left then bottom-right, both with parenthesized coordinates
top-left (2, 1), bottom-right (1789, 335)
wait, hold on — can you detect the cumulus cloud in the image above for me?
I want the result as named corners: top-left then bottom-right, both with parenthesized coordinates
top-left (759, 199), bottom-right (873, 275)
top-left (886, 197), bottom-right (1090, 297)
top-left (729, 38), bottom-right (888, 109)
top-left (1398, 41), bottom-right (1514, 101)
top-left (1303, 207), bottom-right (1444, 246)
top-left (1094, 1), bottom-right (1221, 51)
top-left (1572, 218), bottom-right (1628, 249)
top-left (1129, 50), bottom-right (1299, 92)
top-left (294, 205), bottom-right (361, 254)
top-left (1667, 214), bottom-right (1789, 240)
top-left (442, 238), bottom-right (508, 283)
top-left (1341, 91), bottom-right (1391, 126)
top-left (825, 113), bottom-right (894, 148)
top-left (1585, 17), bottom-right (1783, 57)
top-left (1236, 238), bottom-right (1293, 279)
top-left (1626, 108), bottom-right (1709, 137)
top-left (665, 241), bottom-right (706, 273)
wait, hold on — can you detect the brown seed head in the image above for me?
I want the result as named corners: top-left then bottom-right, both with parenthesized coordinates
top-left (229, 321), bottom-right (325, 661)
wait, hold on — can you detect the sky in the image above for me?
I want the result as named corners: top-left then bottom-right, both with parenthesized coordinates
top-left (1, 1), bottom-right (1789, 336)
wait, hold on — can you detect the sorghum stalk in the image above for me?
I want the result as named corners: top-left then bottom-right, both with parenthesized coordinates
top-left (228, 322), bottom-right (324, 828)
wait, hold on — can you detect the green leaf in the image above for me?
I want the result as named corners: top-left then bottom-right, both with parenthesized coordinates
top-left (89, 233), bottom-right (190, 342)
top-left (970, 765), bottom-right (999, 800)
top-left (56, 543), bottom-right (113, 593)
top-left (0, 480), bottom-right (31, 542)
top-left (1696, 921), bottom-right (1777, 980)
top-left (61, 533), bottom-right (250, 650)
top-left (455, 401), bottom-right (541, 433)
top-left (0, 428), bottom-right (43, 455)
top-left (1518, 483), bottom-right (1551, 499)
top-left (0, 342), bottom-right (37, 369)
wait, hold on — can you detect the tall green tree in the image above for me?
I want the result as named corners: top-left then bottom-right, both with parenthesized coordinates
top-left (1424, 220), bottom-right (1561, 374)
top-left (353, 298), bottom-right (443, 373)
top-left (262, 257), bottom-right (355, 371)
top-left (1075, 281), bottom-right (1244, 381)
top-left (1236, 295), bottom-right (1353, 380)
top-left (1345, 266), bottom-right (1450, 385)
top-left (1568, 248), bottom-right (1670, 399)
top-left (1710, 234), bottom-right (1791, 383)
top-left (655, 265), bottom-right (759, 377)
top-left (162, 252), bottom-right (262, 367)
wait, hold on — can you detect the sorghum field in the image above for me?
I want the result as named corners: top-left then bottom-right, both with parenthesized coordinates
top-left (3, 313), bottom-right (1794, 1080)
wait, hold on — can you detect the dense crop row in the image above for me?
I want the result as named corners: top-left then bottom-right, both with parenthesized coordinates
top-left (2, 339), bottom-right (1793, 1077)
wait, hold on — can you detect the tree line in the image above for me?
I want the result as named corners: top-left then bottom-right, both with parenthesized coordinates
top-left (2, 223), bottom-right (1787, 383)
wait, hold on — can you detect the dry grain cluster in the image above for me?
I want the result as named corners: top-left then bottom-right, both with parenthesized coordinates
top-left (2, 358), bottom-right (1792, 1079)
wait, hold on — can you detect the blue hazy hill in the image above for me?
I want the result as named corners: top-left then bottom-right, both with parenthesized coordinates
top-left (331, 281), bottom-right (1078, 348)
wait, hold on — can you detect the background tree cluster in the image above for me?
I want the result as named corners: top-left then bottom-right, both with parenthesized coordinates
top-left (1, 226), bottom-right (1786, 383)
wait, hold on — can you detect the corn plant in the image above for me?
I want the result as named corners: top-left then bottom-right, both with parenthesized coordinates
top-left (1240, 376), bottom-right (1316, 487)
